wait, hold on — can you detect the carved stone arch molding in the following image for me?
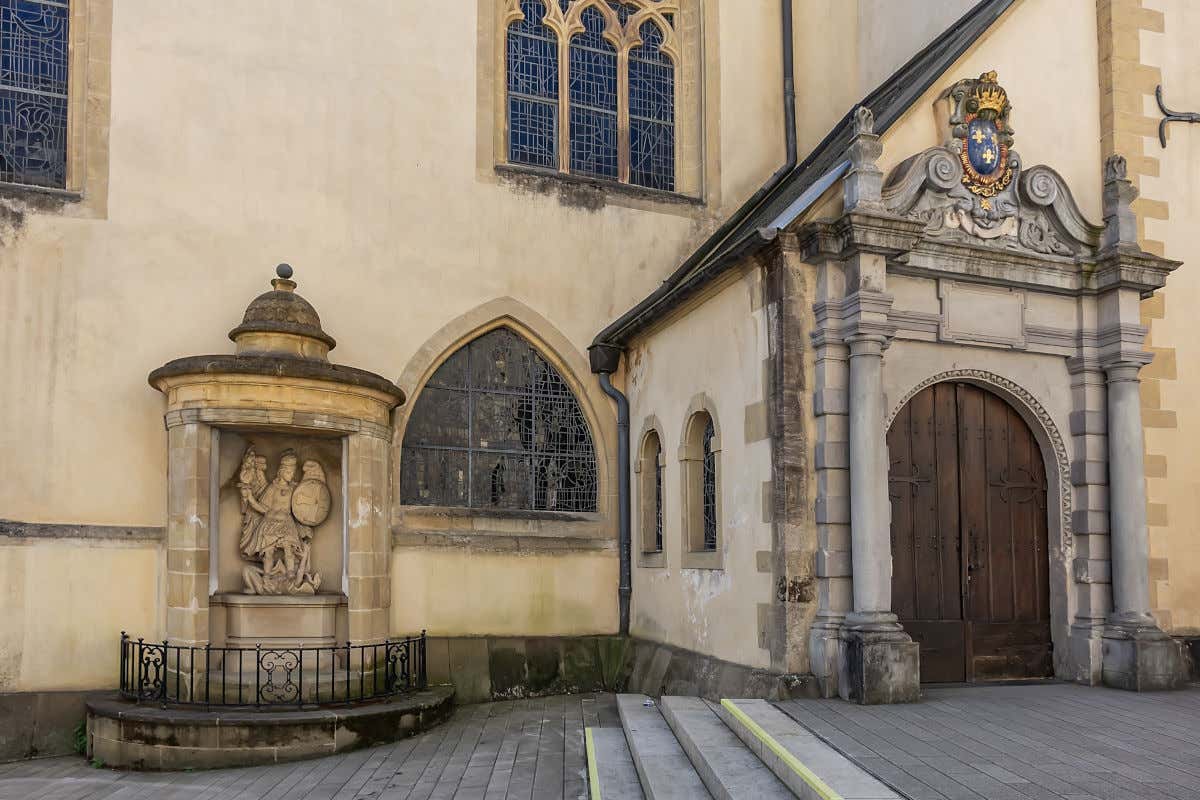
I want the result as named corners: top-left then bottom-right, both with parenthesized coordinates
top-left (886, 369), bottom-right (1073, 556)
top-left (392, 297), bottom-right (617, 522)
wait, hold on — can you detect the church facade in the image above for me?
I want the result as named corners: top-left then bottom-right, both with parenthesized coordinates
top-left (3, 0), bottom-right (1200, 759)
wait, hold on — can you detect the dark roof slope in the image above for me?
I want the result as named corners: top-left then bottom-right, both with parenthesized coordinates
top-left (591, 0), bottom-right (1014, 350)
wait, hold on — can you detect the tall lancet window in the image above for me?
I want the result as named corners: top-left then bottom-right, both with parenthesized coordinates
top-left (507, 0), bottom-right (560, 169)
top-left (0, 0), bottom-right (70, 188)
top-left (505, 0), bottom-right (678, 191)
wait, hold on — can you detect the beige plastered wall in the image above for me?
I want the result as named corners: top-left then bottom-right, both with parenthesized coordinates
top-left (0, 539), bottom-right (160, 692)
top-left (1137, 0), bottom-right (1200, 633)
top-left (0, 0), bottom-right (794, 689)
top-left (878, 0), bottom-right (1103, 220)
top-left (624, 266), bottom-right (774, 669)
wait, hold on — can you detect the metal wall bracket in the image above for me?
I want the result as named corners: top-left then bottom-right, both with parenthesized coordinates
top-left (1155, 85), bottom-right (1200, 148)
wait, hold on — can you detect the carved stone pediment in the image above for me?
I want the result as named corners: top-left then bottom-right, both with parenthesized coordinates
top-left (881, 146), bottom-right (1103, 259)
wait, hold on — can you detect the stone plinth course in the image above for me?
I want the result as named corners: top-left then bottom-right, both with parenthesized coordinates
top-left (85, 686), bottom-right (453, 771)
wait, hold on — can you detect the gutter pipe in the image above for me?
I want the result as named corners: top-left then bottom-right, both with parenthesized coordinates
top-left (589, 0), bottom-right (799, 637)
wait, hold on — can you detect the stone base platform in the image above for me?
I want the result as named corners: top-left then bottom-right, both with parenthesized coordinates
top-left (85, 686), bottom-right (454, 770)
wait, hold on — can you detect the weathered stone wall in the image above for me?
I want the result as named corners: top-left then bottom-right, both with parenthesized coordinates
top-left (623, 267), bottom-right (776, 670)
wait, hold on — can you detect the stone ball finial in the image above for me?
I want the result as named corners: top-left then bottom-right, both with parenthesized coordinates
top-left (276, 263), bottom-right (294, 280)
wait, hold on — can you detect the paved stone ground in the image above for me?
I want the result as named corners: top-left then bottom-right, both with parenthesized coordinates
top-left (779, 682), bottom-right (1200, 800)
top-left (0, 693), bottom-right (619, 800)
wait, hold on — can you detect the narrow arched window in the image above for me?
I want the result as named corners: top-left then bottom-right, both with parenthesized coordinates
top-left (401, 327), bottom-right (598, 513)
top-left (638, 429), bottom-right (663, 554)
top-left (504, 1), bottom-right (678, 191)
top-left (568, 7), bottom-right (618, 179)
top-left (681, 406), bottom-right (720, 568)
top-left (629, 20), bottom-right (674, 191)
top-left (507, 0), bottom-right (559, 169)
top-left (701, 415), bottom-right (715, 550)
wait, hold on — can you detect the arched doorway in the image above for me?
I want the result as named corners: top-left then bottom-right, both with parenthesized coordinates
top-left (888, 382), bottom-right (1052, 683)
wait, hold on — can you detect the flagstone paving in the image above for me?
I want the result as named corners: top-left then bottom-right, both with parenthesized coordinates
top-left (0, 693), bottom-right (619, 800)
top-left (3, 684), bottom-right (1200, 799)
top-left (778, 682), bottom-right (1200, 800)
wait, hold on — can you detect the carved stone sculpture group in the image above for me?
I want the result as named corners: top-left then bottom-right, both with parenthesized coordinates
top-left (237, 446), bottom-right (331, 595)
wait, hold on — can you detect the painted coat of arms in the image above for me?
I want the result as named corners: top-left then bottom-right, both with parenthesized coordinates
top-left (950, 70), bottom-right (1014, 207)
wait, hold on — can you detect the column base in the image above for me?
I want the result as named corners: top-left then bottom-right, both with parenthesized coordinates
top-left (808, 617), bottom-right (844, 699)
top-left (1101, 618), bottom-right (1186, 692)
top-left (838, 615), bottom-right (919, 704)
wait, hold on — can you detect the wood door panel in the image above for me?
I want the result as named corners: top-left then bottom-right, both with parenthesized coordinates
top-left (889, 382), bottom-right (1051, 684)
top-left (906, 620), bottom-right (966, 684)
top-left (969, 621), bottom-right (1053, 681)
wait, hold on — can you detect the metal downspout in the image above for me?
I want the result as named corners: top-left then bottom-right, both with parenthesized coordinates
top-left (588, 0), bottom-right (797, 637)
top-left (598, 370), bottom-right (631, 635)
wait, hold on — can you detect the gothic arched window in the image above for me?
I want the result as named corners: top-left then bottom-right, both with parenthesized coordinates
top-left (505, 0), bottom-right (678, 191)
top-left (401, 327), bottom-right (598, 513)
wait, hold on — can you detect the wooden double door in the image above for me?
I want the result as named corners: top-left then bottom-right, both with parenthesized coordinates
top-left (888, 382), bottom-right (1053, 683)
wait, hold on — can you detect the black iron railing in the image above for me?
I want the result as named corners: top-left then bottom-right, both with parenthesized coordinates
top-left (119, 631), bottom-right (427, 708)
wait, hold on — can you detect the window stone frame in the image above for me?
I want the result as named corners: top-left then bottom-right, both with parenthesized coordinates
top-left (476, 0), bottom-right (719, 212)
top-left (0, 0), bottom-right (112, 219)
top-left (679, 393), bottom-right (722, 570)
top-left (636, 416), bottom-right (666, 568)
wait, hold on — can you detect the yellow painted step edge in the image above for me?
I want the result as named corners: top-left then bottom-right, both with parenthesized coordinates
top-left (585, 726), bottom-right (602, 800)
top-left (720, 699), bottom-right (844, 800)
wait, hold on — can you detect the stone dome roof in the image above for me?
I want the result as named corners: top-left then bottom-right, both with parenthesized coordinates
top-left (228, 264), bottom-right (337, 352)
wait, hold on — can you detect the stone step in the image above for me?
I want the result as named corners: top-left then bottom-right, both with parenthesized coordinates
top-left (659, 696), bottom-right (795, 800)
top-left (585, 727), bottom-right (645, 800)
top-left (616, 694), bottom-right (712, 800)
top-left (719, 699), bottom-right (900, 800)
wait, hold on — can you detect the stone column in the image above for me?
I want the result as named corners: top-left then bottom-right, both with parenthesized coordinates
top-left (1105, 362), bottom-right (1153, 626)
top-left (839, 326), bottom-right (918, 704)
top-left (845, 334), bottom-right (892, 619)
top-left (346, 431), bottom-right (392, 647)
top-left (165, 419), bottom-right (213, 647)
top-left (1094, 156), bottom-right (1184, 691)
top-left (1100, 357), bottom-right (1182, 690)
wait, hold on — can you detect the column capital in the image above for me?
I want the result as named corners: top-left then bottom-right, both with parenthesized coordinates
top-left (845, 333), bottom-right (889, 356)
top-left (1103, 361), bottom-right (1147, 384)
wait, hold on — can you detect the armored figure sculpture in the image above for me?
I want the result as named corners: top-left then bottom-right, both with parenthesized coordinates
top-left (237, 447), bottom-right (330, 595)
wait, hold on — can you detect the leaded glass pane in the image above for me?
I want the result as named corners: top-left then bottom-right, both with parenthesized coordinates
top-left (702, 416), bottom-right (716, 550)
top-left (653, 439), bottom-right (663, 552)
top-left (507, 0), bottom-right (558, 169)
top-left (629, 20), bottom-right (674, 191)
top-left (0, 0), bottom-right (68, 188)
top-left (401, 327), bottom-right (598, 513)
top-left (568, 7), bottom-right (618, 179)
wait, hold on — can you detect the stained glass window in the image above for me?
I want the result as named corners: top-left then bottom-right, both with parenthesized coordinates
top-left (653, 436), bottom-right (664, 551)
top-left (507, 0), bottom-right (559, 170)
top-left (401, 327), bottom-right (598, 513)
top-left (504, 1), bottom-right (677, 191)
top-left (701, 415), bottom-right (716, 550)
top-left (568, 7), bottom-right (618, 179)
top-left (629, 20), bottom-right (674, 191)
top-left (0, 0), bottom-right (69, 188)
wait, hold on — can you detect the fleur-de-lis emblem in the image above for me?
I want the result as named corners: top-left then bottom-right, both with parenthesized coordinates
top-left (972, 128), bottom-right (986, 143)
top-left (982, 147), bottom-right (996, 164)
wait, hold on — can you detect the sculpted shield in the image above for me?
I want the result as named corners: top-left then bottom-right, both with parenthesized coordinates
top-left (950, 70), bottom-right (1014, 203)
top-left (292, 459), bottom-right (332, 527)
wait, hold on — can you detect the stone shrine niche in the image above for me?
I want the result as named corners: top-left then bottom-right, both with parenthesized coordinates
top-left (151, 265), bottom-right (405, 650)
top-left (215, 432), bottom-right (344, 597)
